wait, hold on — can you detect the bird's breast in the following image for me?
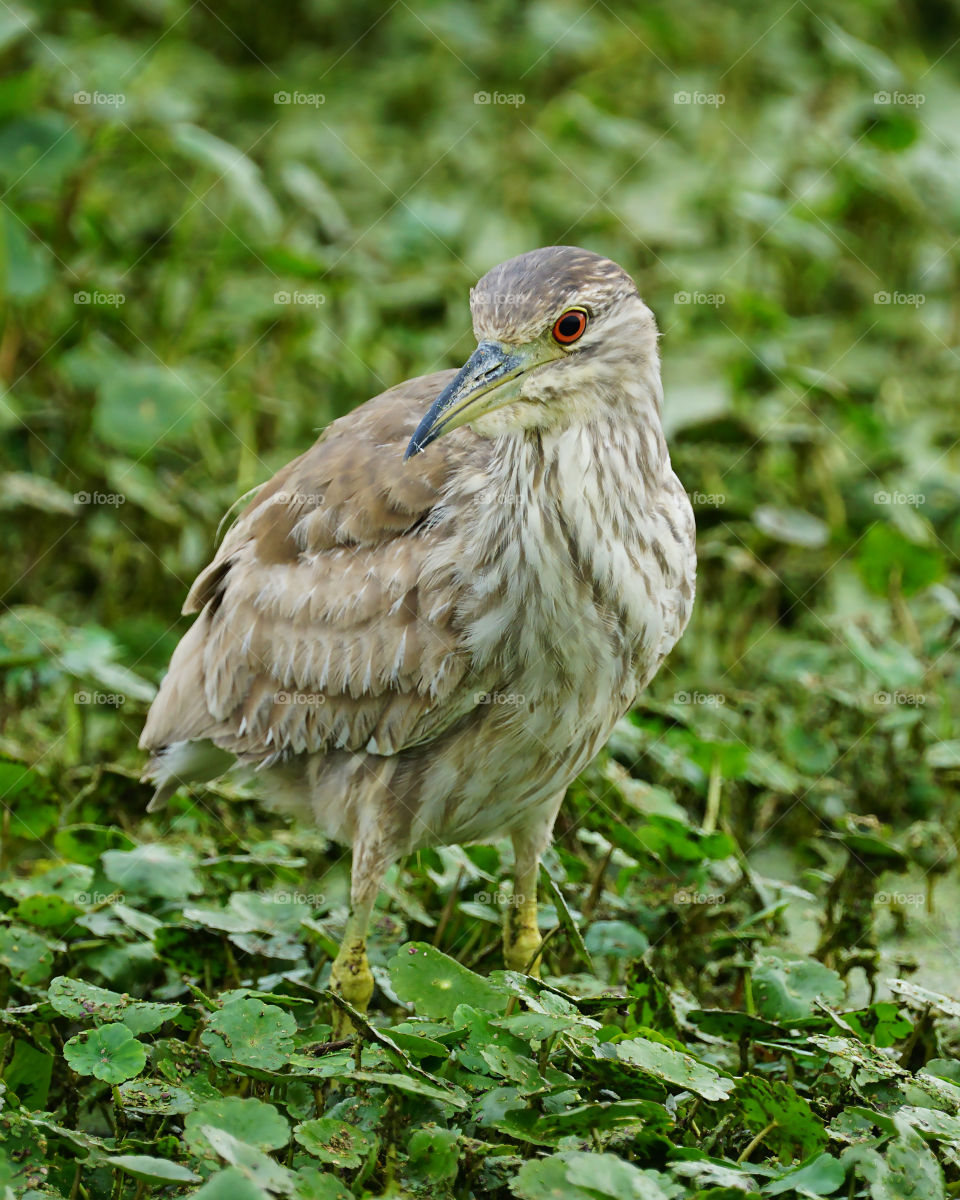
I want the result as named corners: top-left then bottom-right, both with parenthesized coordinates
top-left (457, 422), bottom-right (696, 738)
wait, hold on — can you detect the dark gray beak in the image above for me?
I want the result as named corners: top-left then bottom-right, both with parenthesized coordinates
top-left (404, 340), bottom-right (527, 459)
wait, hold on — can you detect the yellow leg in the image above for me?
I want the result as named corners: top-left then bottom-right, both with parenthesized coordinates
top-left (504, 838), bottom-right (543, 976)
top-left (330, 897), bottom-right (375, 1037)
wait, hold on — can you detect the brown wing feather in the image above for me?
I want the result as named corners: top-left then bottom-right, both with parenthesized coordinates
top-left (141, 370), bottom-right (489, 765)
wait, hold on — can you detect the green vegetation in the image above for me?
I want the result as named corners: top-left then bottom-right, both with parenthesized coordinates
top-left (2, 1), bottom-right (960, 1196)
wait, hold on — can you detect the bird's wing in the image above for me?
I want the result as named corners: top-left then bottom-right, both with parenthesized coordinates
top-left (140, 370), bottom-right (492, 765)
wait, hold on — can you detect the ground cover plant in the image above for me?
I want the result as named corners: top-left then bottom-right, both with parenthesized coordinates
top-left (1, 0), bottom-right (960, 1196)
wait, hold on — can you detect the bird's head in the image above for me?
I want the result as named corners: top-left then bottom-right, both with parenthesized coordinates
top-left (405, 246), bottom-right (660, 459)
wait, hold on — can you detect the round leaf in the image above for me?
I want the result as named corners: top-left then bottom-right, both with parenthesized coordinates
top-left (64, 1023), bottom-right (147, 1084)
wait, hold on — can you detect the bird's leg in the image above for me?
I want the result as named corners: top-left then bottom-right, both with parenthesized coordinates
top-left (329, 844), bottom-right (384, 1037)
top-left (330, 894), bottom-right (376, 1035)
top-left (504, 796), bottom-right (565, 976)
top-left (505, 839), bottom-right (543, 975)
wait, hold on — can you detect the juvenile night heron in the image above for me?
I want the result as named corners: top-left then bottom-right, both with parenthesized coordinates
top-left (141, 246), bottom-right (696, 1021)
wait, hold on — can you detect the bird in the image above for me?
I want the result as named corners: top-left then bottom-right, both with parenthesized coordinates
top-left (140, 246), bottom-right (697, 1028)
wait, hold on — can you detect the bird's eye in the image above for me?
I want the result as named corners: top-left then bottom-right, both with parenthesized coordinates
top-left (552, 309), bottom-right (588, 345)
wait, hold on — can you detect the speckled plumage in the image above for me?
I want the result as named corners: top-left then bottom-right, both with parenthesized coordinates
top-left (141, 246), bottom-right (696, 1008)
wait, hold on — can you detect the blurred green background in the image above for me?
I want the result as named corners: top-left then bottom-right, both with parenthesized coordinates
top-left (2, 0), bottom-right (959, 972)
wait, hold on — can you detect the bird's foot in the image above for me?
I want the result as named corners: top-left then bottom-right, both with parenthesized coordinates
top-left (329, 938), bottom-right (374, 1037)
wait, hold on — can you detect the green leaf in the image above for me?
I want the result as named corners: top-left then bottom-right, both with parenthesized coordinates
top-left (764, 1152), bottom-right (845, 1197)
top-left (188, 1165), bottom-right (275, 1199)
top-left (200, 1126), bottom-right (295, 1194)
top-left (540, 865), bottom-right (593, 970)
top-left (12, 893), bottom-right (82, 931)
top-left (732, 1075), bottom-right (827, 1161)
top-left (843, 1118), bottom-right (945, 1199)
top-left (584, 920), bottom-right (650, 959)
top-left (93, 364), bottom-right (200, 457)
top-left (294, 1168), bottom-right (353, 1199)
top-left (514, 1151), bottom-right (683, 1199)
top-left (406, 1127), bottom-right (459, 1183)
top-left (102, 843), bottom-right (202, 899)
top-left (753, 506), bottom-right (829, 548)
top-left (173, 124), bottom-right (281, 235)
top-left (752, 954), bottom-right (844, 1022)
top-left (856, 523), bottom-right (944, 597)
top-left (0, 209), bottom-right (52, 300)
top-left (3, 1039), bottom-right (53, 1109)
top-left (118, 1079), bottom-right (195, 1115)
top-left (106, 1155), bottom-right (200, 1184)
top-left (608, 1036), bottom-right (733, 1100)
top-left (389, 942), bottom-right (510, 1019)
top-left (201, 998), bottom-right (296, 1070)
top-left (54, 823), bottom-right (136, 865)
top-left (63, 1022), bottom-right (147, 1084)
top-left (294, 1118), bottom-right (376, 1168)
top-left (49, 975), bottom-right (181, 1033)
top-left (185, 1097), bottom-right (291, 1155)
top-left (0, 924), bottom-right (55, 984)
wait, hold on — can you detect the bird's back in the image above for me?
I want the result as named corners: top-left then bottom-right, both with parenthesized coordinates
top-left (140, 372), bottom-right (501, 791)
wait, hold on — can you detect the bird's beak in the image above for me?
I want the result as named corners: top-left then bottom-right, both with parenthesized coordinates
top-left (405, 340), bottom-right (532, 458)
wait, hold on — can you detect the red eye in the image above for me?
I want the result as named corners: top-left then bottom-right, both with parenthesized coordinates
top-left (552, 309), bottom-right (588, 345)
